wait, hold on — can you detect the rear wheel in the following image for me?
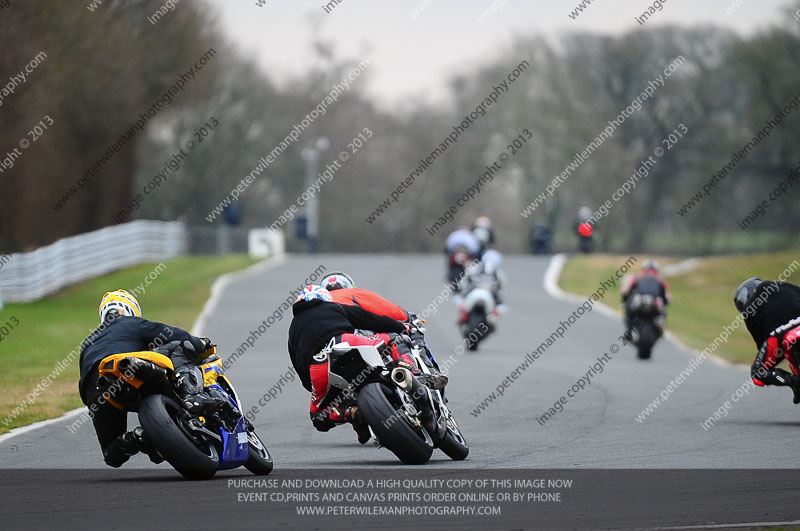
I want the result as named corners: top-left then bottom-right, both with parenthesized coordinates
top-left (357, 382), bottom-right (434, 465)
top-left (637, 322), bottom-right (655, 360)
top-left (138, 394), bottom-right (218, 480)
top-left (465, 310), bottom-right (486, 351)
top-left (244, 429), bottom-right (273, 475)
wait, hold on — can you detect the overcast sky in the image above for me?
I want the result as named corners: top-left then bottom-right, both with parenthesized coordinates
top-left (208, 0), bottom-right (792, 107)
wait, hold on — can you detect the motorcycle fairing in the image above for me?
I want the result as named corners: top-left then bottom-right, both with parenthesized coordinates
top-left (218, 417), bottom-right (249, 468)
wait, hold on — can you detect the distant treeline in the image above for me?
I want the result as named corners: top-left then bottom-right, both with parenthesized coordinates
top-left (2, 0), bottom-right (799, 254)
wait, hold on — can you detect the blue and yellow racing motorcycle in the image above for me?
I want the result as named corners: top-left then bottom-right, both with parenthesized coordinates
top-left (97, 342), bottom-right (272, 480)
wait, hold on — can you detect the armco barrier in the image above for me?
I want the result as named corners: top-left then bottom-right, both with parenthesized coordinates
top-left (0, 220), bottom-right (187, 303)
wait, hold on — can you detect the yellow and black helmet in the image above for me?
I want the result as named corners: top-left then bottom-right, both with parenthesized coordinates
top-left (99, 289), bottom-right (142, 324)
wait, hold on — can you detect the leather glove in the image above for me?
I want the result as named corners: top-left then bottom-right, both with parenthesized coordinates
top-left (183, 337), bottom-right (212, 354)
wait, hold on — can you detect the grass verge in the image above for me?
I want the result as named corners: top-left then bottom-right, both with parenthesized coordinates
top-left (559, 252), bottom-right (800, 364)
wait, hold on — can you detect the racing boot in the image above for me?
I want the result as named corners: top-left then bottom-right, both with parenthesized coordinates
top-left (757, 368), bottom-right (800, 405)
top-left (788, 375), bottom-right (800, 405)
top-left (173, 365), bottom-right (217, 414)
top-left (348, 407), bottom-right (371, 444)
top-left (130, 427), bottom-right (164, 464)
top-left (103, 431), bottom-right (140, 468)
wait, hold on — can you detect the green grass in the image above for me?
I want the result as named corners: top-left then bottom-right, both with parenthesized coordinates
top-left (549, 231), bottom-right (799, 255)
top-left (560, 252), bottom-right (800, 364)
top-left (0, 255), bottom-right (258, 434)
top-left (558, 255), bottom-right (678, 303)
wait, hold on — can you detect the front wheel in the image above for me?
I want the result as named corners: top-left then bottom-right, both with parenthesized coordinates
top-left (357, 383), bottom-right (434, 465)
top-left (438, 413), bottom-right (469, 461)
top-left (138, 394), bottom-right (219, 480)
top-left (244, 428), bottom-right (273, 475)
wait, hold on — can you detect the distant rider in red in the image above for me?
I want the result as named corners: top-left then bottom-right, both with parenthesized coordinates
top-left (620, 260), bottom-right (671, 338)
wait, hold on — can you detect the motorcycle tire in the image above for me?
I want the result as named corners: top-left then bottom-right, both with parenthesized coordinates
top-left (357, 382), bottom-right (434, 465)
top-left (637, 322), bottom-right (655, 360)
top-left (244, 429), bottom-right (273, 475)
top-left (438, 420), bottom-right (469, 461)
top-left (138, 394), bottom-right (218, 480)
top-left (466, 311), bottom-right (485, 351)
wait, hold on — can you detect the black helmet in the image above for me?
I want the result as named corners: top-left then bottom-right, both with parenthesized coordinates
top-left (734, 276), bottom-right (763, 314)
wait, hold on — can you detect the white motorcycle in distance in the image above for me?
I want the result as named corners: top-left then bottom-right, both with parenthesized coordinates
top-left (457, 250), bottom-right (505, 351)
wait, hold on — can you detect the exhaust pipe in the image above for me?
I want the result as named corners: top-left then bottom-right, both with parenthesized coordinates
top-left (96, 375), bottom-right (113, 391)
top-left (391, 368), bottom-right (433, 413)
top-left (391, 367), bottom-right (410, 386)
top-left (391, 367), bottom-right (428, 404)
top-left (391, 368), bottom-right (446, 440)
top-left (118, 357), bottom-right (168, 384)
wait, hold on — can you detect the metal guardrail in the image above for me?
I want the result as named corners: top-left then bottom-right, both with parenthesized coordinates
top-left (0, 220), bottom-right (186, 303)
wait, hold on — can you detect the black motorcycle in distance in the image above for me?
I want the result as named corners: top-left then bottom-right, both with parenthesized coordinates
top-left (626, 294), bottom-right (665, 360)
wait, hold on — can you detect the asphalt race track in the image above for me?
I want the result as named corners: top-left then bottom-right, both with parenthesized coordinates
top-left (2, 255), bottom-right (799, 530)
